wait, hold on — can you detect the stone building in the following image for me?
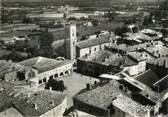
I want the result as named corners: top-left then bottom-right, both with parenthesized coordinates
top-left (0, 60), bottom-right (35, 83)
top-left (18, 56), bottom-right (73, 87)
top-left (0, 56), bottom-right (73, 87)
top-left (73, 80), bottom-right (148, 117)
top-left (64, 23), bottom-right (77, 60)
top-left (73, 69), bottom-right (168, 117)
top-left (77, 49), bottom-right (146, 77)
top-left (76, 35), bottom-right (111, 58)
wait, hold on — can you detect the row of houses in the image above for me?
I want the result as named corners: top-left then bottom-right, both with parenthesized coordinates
top-left (73, 69), bottom-right (168, 117)
top-left (76, 40), bottom-right (168, 77)
top-left (77, 48), bottom-right (147, 77)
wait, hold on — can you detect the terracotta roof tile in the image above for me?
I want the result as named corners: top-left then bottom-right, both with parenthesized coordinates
top-left (77, 36), bottom-right (110, 49)
top-left (0, 81), bottom-right (66, 116)
top-left (74, 80), bottom-right (121, 109)
top-left (18, 56), bottom-right (73, 73)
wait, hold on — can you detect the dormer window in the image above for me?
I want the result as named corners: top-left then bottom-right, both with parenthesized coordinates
top-left (28, 70), bottom-right (35, 78)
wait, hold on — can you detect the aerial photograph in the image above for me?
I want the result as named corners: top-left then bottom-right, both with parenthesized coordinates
top-left (0, 0), bottom-right (168, 117)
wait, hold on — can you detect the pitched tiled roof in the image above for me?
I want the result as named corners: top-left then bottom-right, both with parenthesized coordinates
top-left (147, 44), bottom-right (168, 57)
top-left (128, 51), bottom-right (147, 62)
top-left (0, 81), bottom-right (66, 116)
top-left (18, 56), bottom-right (72, 73)
top-left (88, 50), bottom-right (124, 66)
top-left (74, 80), bottom-right (149, 117)
top-left (77, 36), bottom-right (110, 49)
top-left (79, 50), bottom-right (137, 67)
top-left (134, 69), bottom-right (160, 87)
top-left (127, 32), bottom-right (153, 41)
top-left (74, 80), bottom-right (121, 109)
top-left (113, 94), bottom-right (146, 117)
top-left (163, 38), bottom-right (168, 42)
top-left (123, 55), bottom-right (138, 66)
top-left (0, 60), bottom-right (31, 77)
top-left (153, 75), bottom-right (168, 92)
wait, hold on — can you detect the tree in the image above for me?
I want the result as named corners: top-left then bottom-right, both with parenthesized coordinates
top-left (160, 0), bottom-right (168, 10)
top-left (55, 45), bottom-right (64, 57)
top-left (114, 26), bottom-right (129, 36)
top-left (160, 29), bottom-right (168, 38)
top-left (45, 79), bottom-right (67, 92)
top-left (38, 32), bottom-right (54, 57)
top-left (104, 11), bottom-right (116, 21)
top-left (81, 35), bottom-right (87, 41)
top-left (92, 20), bottom-right (99, 27)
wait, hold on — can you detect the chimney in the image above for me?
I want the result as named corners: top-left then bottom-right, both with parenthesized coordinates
top-left (27, 93), bottom-right (31, 98)
top-left (158, 54), bottom-right (160, 58)
top-left (33, 103), bottom-right (38, 110)
top-left (49, 87), bottom-right (52, 91)
top-left (163, 59), bottom-right (167, 68)
top-left (50, 100), bottom-right (55, 106)
top-left (26, 98), bottom-right (30, 103)
top-left (86, 83), bottom-right (91, 90)
top-left (152, 51), bottom-right (155, 55)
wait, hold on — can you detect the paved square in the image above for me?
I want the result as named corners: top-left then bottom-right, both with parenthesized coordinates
top-left (59, 72), bottom-right (100, 108)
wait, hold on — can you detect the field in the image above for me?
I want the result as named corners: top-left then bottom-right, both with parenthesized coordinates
top-left (51, 21), bottom-right (124, 42)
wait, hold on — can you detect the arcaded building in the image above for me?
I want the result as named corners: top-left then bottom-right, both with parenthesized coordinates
top-left (0, 56), bottom-right (73, 87)
top-left (18, 56), bottom-right (73, 87)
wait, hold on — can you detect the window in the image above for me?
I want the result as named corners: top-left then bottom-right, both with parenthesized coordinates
top-left (89, 48), bottom-right (91, 54)
top-left (60, 72), bottom-right (64, 76)
top-left (94, 48), bottom-right (96, 51)
top-left (43, 78), bottom-right (46, 83)
top-left (54, 74), bottom-right (58, 78)
top-left (39, 80), bottom-right (42, 84)
top-left (49, 75), bottom-right (53, 80)
top-left (65, 71), bottom-right (69, 75)
top-left (104, 45), bottom-right (106, 48)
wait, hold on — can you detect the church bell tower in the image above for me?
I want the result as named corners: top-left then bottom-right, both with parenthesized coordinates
top-left (64, 22), bottom-right (77, 60)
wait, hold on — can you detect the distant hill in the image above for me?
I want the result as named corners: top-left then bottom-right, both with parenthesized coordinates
top-left (2, 0), bottom-right (168, 8)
